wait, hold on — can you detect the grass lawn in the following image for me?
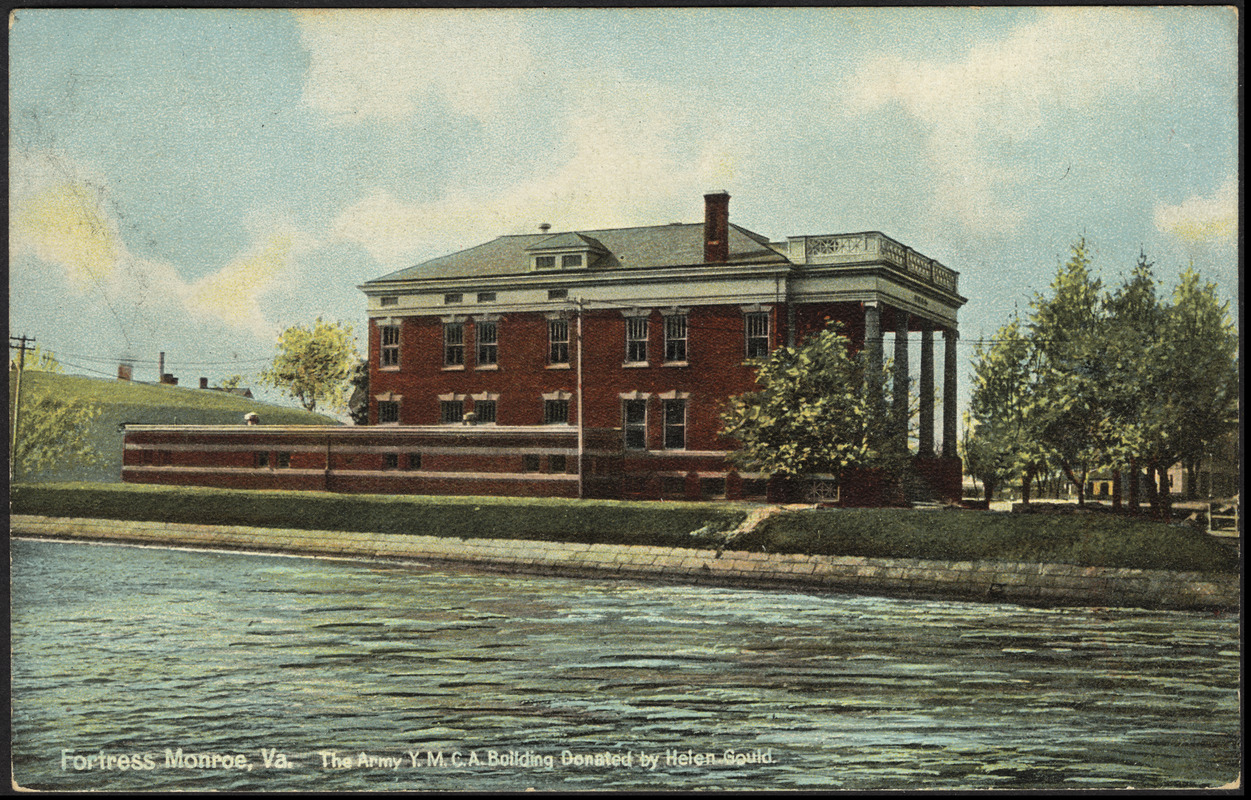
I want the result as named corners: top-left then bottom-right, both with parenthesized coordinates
top-left (10, 370), bottom-right (336, 483)
top-left (10, 483), bottom-right (749, 549)
top-left (745, 508), bottom-right (1239, 574)
top-left (11, 482), bottom-right (1238, 574)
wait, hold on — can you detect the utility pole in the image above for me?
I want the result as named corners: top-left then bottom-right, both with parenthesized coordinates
top-left (9, 334), bottom-right (36, 482)
top-left (574, 298), bottom-right (585, 500)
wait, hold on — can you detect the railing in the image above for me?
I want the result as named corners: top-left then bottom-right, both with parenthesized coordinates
top-left (792, 232), bottom-right (959, 294)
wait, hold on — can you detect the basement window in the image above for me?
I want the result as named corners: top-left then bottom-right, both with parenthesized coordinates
top-left (255, 452), bottom-right (270, 468)
top-left (277, 452), bottom-right (292, 469)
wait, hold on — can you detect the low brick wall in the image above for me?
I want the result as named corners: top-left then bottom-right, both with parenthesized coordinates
top-left (10, 515), bottom-right (1239, 612)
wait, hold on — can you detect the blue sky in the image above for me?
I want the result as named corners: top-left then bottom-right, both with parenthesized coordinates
top-left (9, 8), bottom-right (1239, 417)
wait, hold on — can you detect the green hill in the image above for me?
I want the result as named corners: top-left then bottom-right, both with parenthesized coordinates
top-left (9, 370), bottom-right (339, 483)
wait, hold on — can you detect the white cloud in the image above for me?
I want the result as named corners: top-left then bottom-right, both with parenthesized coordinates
top-left (10, 149), bottom-right (300, 340)
top-left (1154, 175), bottom-right (1238, 244)
top-left (333, 74), bottom-right (740, 270)
top-left (840, 8), bottom-right (1167, 234)
top-left (296, 9), bottom-right (532, 124)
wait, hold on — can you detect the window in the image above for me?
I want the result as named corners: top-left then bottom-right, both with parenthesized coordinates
top-left (548, 289), bottom-right (568, 300)
top-left (444, 293), bottom-right (463, 304)
top-left (440, 400), bottom-right (464, 424)
top-left (380, 324), bottom-right (400, 368)
top-left (625, 316), bottom-right (649, 363)
top-left (522, 454), bottom-right (541, 472)
top-left (473, 399), bottom-right (497, 424)
top-left (383, 453), bottom-right (399, 470)
top-left (380, 296), bottom-right (398, 306)
top-left (544, 399), bottom-right (569, 425)
top-left (664, 314), bottom-right (688, 362)
top-left (561, 254), bottom-right (583, 268)
top-left (378, 400), bottom-right (400, 424)
top-left (549, 319), bottom-right (570, 364)
top-left (745, 312), bottom-right (770, 359)
top-left (663, 399), bottom-right (686, 450)
top-left (623, 399), bottom-right (647, 450)
top-left (476, 320), bottom-right (498, 366)
top-left (406, 453), bottom-right (422, 470)
top-left (477, 291), bottom-right (496, 303)
top-left (548, 454), bottom-right (567, 473)
top-left (255, 451), bottom-right (269, 468)
top-left (444, 322), bottom-right (465, 366)
top-left (277, 452), bottom-right (292, 469)
top-left (535, 255), bottom-right (557, 270)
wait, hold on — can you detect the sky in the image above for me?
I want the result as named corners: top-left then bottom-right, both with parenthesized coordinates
top-left (8, 7), bottom-right (1239, 420)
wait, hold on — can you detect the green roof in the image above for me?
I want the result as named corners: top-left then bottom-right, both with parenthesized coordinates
top-left (365, 222), bottom-right (789, 285)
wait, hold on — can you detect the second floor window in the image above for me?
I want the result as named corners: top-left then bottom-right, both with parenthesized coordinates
top-left (440, 400), bottom-right (464, 424)
top-left (625, 316), bottom-right (649, 363)
top-left (444, 322), bottom-right (464, 366)
top-left (745, 312), bottom-right (770, 359)
top-left (544, 399), bottom-right (569, 425)
top-left (664, 314), bottom-right (687, 362)
top-left (476, 321), bottom-right (498, 366)
top-left (549, 319), bottom-right (570, 364)
top-left (380, 324), bottom-right (400, 367)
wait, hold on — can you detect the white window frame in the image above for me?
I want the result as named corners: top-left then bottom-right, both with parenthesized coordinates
top-left (443, 321), bottom-right (465, 367)
top-left (662, 398), bottom-right (687, 451)
top-left (548, 318), bottom-right (570, 365)
top-left (476, 319), bottom-right (498, 366)
top-left (744, 311), bottom-right (770, 359)
top-left (380, 323), bottom-right (401, 368)
top-left (625, 315), bottom-right (649, 364)
top-left (663, 311), bottom-right (688, 363)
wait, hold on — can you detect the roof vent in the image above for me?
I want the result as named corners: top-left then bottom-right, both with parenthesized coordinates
top-left (539, 223), bottom-right (552, 233)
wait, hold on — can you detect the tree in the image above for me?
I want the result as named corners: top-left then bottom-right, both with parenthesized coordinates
top-left (347, 358), bottom-right (369, 426)
top-left (220, 374), bottom-right (245, 391)
top-left (966, 314), bottom-right (1049, 503)
top-left (1025, 238), bottom-right (1110, 505)
top-left (9, 379), bottom-right (102, 481)
top-left (720, 324), bottom-right (901, 490)
top-left (10, 343), bottom-right (63, 373)
top-left (258, 318), bottom-right (359, 413)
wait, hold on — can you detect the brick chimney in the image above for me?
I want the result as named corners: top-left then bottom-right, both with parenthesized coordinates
top-left (703, 191), bottom-right (730, 263)
top-left (200, 377), bottom-right (209, 390)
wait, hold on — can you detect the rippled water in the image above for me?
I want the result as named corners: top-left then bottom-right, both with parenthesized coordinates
top-left (9, 537), bottom-right (1241, 791)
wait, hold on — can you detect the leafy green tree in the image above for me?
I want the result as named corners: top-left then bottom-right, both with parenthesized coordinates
top-left (219, 374), bottom-right (245, 391)
top-left (721, 324), bottom-right (901, 489)
top-left (1027, 238), bottom-right (1110, 505)
top-left (347, 358), bottom-right (369, 426)
top-left (258, 318), bottom-right (359, 413)
top-left (966, 315), bottom-right (1049, 502)
top-left (1159, 266), bottom-right (1239, 500)
top-left (10, 344), bottom-right (63, 373)
top-left (9, 378), bottom-right (102, 481)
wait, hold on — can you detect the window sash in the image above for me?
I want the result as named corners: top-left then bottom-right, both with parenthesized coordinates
top-left (476, 321), bottom-right (498, 365)
top-left (378, 401), bottom-right (400, 424)
top-left (444, 323), bottom-right (465, 366)
top-left (625, 317), bottom-right (648, 363)
top-left (474, 400), bottom-right (497, 424)
top-left (440, 400), bottom-right (464, 424)
top-left (549, 319), bottom-right (570, 364)
top-left (380, 325), bottom-right (400, 367)
top-left (623, 400), bottom-right (647, 450)
top-left (544, 399), bottom-right (570, 425)
top-left (663, 399), bottom-right (686, 450)
top-left (745, 312), bottom-right (770, 358)
top-left (664, 315), bottom-right (687, 362)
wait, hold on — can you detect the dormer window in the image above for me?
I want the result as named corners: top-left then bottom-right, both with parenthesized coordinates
top-left (527, 232), bottom-right (607, 272)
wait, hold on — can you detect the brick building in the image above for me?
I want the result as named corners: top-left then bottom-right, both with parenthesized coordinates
top-left (357, 192), bottom-right (967, 501)
top-left (123, 193), bottom-right (966, 502)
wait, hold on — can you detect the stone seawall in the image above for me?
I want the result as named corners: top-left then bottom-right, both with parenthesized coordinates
top-left (10, 515), bottom-right (1239, 612)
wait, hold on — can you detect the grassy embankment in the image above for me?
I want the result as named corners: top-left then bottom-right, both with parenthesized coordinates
top-left (9, 370), bottom-right (336, 483)
top-left (11, 482), bottom-right (1239, 574)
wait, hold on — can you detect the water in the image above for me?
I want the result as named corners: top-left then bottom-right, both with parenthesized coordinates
top-left (9, 537), bottom-right (1241, 791)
